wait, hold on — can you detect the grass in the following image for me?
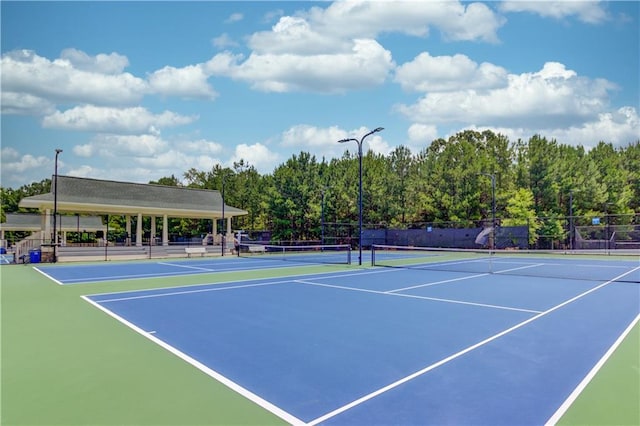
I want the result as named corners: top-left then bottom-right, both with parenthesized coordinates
top-left (1, 261), bottom-right (638, 425)
top-left (1, 262), bottom-right (297, 425)
top-left (558, 319), bottom-right (640, 425)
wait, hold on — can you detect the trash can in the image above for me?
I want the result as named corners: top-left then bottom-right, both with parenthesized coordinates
top-left (29, 249), bottom-right (41, 263)
top-left (0, 247), bottom-right (6, 254)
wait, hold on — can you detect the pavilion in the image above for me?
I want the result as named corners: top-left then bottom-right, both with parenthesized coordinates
top-left (13, 175), bottom-right (247, 247)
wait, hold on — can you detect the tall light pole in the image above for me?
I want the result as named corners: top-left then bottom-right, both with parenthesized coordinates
top-left (569, 189), bottom-right (574, 251)
top-left (53, 148), bottom-right (63, 263)
top-left (321, 186), bottom-right (327, 245)
top-left (478, 172), bottom-right (496, 249)
top-left (221, 171), bottom-right (226, 256)
top-left (338, 127), bottom-right (384, 265)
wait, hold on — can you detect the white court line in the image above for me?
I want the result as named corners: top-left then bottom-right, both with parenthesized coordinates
top-left (60, 263), bottom-right (296, 284)
top-left (386, 273), bottom-right (489, 293)
top-left (62, 269), bottom-right (211, 283)
top-left (33, 266), bottom-right (65, 285)
top-left (156, 262), bottom-right (215, 272)
top-left (307, 265), bottom-right (640, 426)
top-left (494, 263), bottom-right (545, 274)
top-left (491, 259), bottom-right (637, 270)
top-left (545, 312), bottom-right (640, 425)
top-left (96, 269), bottom-right (404, 303)
top-left (81, 295), bottom-right (305, 426)
top-left (84, 267), bottom-right (396, 299)
top-left (295, 279), bottom-right (542, 314)
top-left (410, 257), bottom-right (490, 269)
top-left (95, 280), bottom-right (295, 303)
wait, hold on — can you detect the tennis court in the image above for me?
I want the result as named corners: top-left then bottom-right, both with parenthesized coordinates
top-left (74, 250), bottom-right (639, 425)
top-left (35, 244), bottom-right (353, 285)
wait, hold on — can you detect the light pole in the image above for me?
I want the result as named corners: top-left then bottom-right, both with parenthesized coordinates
top-left (321, 186), bottom-right (327, 245)
top-left (569, 190), bottom-right (574, 251)
top-left (53, 149), bottom-right (63, 263)
top-left (338, 127), bottom-right (384, 265)
top-left (478, 172), bottom-right (496, 249)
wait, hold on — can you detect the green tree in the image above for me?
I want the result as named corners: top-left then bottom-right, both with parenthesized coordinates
top-left (620, 141), bottom-right (640, 212)
top-left (388, 146), bottom-right (414, 226)
top-left (149, 175), bottom-right (182, 187)
top-left (588, 142), bottom-right (635, 218)
top-left (501, 188), bottom-right (540, 246)
top-left (527, 135), bottom-right (561, 215)
top-left (268, 152), bottom-right (323, 241)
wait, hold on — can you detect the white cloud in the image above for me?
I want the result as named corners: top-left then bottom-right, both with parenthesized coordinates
top-left (1, 147), bottom-right (20, 162)
top-left (60, 48), bottom-right (129, 74)
top-left (366, 135), bottom-right (393, 156)
top-left (181, 139), bottom-right (224, 155)
top-left (1, 49), bottom-right (147, 107)
top-left (221, 1), bottom-right (503, 93)
top-left (135, 149), bottom-right (216, 170)
top-left (212, 33), bottom-right (239, 49)
top-left (407, 123), bottom-right (439, 152)
top-left (452, 106), bottom-right (639, 150)
top-left (281, 125), bottom-right (350, 148)
top-left (66, 164), bottom-right (96, 179)
top-left (73, 134), bottom-right (168, 158)
top-left (396, 62), bottom-right (617, 129)
top-left (230, 143), bottom-right (280, 174)
top-left (1, 91), bottom-right (55, 115)
top-left (500, 1), bottom-right (609, 24)
top-left (280, 124), bottom-right (392, 159)
top-left (42, 106), bottom-right (197, 133)
top-left (148, 64), bottom-right (218, 99)
top-left (69, 165), bottom-right (170, 184)
top-left (546, 106), bottom-right (640, 148)
top-left (0, 148), bottom-right (53, 187)
top-left (69, 136), bottom-right (225, 184)
top-left (225, 12), bottom-right (243, 23)
top-left (211, 38), bottom-right (394, 93)
top-left (302, 0), bottom-right (503, 43)
top-left (395, 52), bottom-right (508, 92)
top-left (248, 15), bottom-right (350, 55)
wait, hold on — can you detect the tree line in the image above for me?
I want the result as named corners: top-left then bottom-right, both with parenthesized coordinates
top-left (2, 130), bottom-right (639, 246)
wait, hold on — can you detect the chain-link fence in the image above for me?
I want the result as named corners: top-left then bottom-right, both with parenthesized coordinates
top-left (320, 214), bottom-right (640, 250)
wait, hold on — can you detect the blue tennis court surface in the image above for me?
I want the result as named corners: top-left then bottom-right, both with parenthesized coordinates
top-left (84, 265), bottom-right (640, 425)
top-left (36, 255), bottom-right (344, 285)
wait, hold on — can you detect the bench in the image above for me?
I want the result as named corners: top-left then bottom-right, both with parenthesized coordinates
top-left (185, 247), bottom-right (207, 257)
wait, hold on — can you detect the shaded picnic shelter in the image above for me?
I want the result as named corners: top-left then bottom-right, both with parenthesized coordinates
top-left (13, 175), bottom-right (247, 247)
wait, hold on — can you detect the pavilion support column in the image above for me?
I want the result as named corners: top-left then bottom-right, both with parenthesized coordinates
top-left (126, 215), bottom-right (132, 246)
top-left (226, 217), bottom-right (232, 239)
top-left (136, 213), bottom-right (143, 247)
top-left (151, 216), bottom-right (156, 246)
top-left (162, 215), bottom-right (168, 246)
top-left (43, 209), bottom-right (52, 243)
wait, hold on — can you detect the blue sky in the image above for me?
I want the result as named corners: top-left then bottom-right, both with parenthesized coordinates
top-left (1, 1), bottom-right (638, 189)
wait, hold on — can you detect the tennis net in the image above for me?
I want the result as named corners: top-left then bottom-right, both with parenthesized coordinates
top-left (371, 244), bottom-right (640, 283)
top-left (238, 243), bottom-right (352, 265)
